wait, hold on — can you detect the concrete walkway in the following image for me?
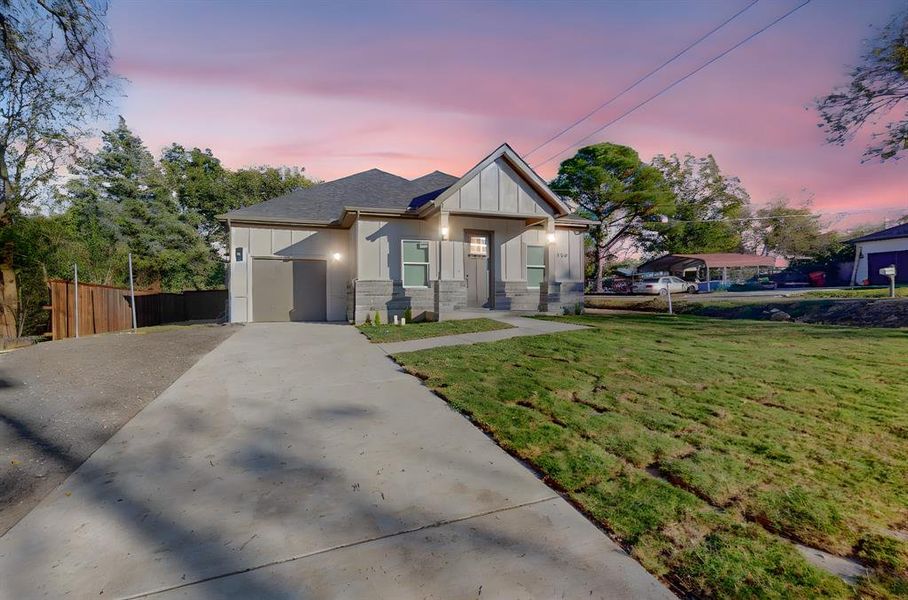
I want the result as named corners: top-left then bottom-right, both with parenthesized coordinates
top-left (0, 323), bottom-right (673, 599)
top-left (377, 312), bottom-right (590, 354)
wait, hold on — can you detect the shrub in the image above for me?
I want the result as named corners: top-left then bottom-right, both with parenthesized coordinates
top-left (374, 311), bottom-right (381, 326)
top-left (404, 307), bottom-right (412, 322)
top-left (574, 302), bottom-right (584, 315)
top-left (364, 313), bottom-right (372, 326)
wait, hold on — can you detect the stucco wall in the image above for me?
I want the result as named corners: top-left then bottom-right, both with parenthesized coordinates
top-left (854, 238), bottom-right (908, 283)
top-left (229, 225), bottom-right (351, 322)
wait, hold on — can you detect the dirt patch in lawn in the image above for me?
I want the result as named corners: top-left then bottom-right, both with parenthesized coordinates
top-left (0, 323), bottom-right (239, 535)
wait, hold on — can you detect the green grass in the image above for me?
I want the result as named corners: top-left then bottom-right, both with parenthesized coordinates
top-left (356, 317), bottom-right (513, 343)
top-left (804, 286), bottom-right (908, 299)
top-left (394, 314), bottom-right (908, 598)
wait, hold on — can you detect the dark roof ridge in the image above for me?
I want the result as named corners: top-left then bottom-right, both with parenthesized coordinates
top-left (848, 222), bottom-right (908, 244)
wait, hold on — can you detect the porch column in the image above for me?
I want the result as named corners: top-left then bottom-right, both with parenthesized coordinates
top-left (438, 211), bottom-right (450, 281)
top-left (546, 218), bottom-right (556, 283)
top-left (544, 218), bottom-right (558, 312)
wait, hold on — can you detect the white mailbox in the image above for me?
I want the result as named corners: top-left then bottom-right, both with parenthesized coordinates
top-left (879, 266), bottom-right (897, 277)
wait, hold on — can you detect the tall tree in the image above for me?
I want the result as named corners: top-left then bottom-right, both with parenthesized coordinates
top-left (749, 198), bottom-right (829, 261)
top-left (646, 153), bottom-right (750, 254)
top-left (815, 8), bottom-right (908, 161)
top-left (0, 0), bottom-right (115, 336)
top-left (161, 144), bottom-right (229, 250)
top-left (61, 118), bottom-right (222, 291)
top-left (161, 144), bottom-right (313, 254)
top-left (550, 143), bottom-right (675, 292)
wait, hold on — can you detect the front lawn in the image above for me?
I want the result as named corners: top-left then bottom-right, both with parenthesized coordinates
top-left (357, 317), bottom-right (513, 343)
top-left (394, 314), bottom-right (908, 598)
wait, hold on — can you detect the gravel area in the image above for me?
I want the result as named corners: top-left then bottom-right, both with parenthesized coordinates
top-left (0, 323), bottom-right (239, 535)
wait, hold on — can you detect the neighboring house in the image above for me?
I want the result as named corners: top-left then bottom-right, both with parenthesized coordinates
top-left (848, 223), bottom-right (908, 285)
top-left (220, 143), bottom-right (591, 323)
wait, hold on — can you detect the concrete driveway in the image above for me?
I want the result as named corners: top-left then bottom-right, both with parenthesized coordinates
top-left (0, 323), bottom-right (673, 599)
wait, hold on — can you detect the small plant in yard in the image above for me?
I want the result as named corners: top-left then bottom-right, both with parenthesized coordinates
top-left (373, 311), bottom-right (381, 326)
top-left (403, 307), bottom-right (412, 323)
top-left (574, 302), bottom-right (584, 315)
top-left (364, 313), bottom-right (372, 326)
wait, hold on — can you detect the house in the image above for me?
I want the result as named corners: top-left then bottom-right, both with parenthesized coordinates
top-left (220, 143), bottom-right (591, 323)
top-left (848, 222), bottom-right (908, 285)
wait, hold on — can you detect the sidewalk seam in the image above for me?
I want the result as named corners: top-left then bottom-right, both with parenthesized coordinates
top-left (119, 495), bottom-right (560, 600)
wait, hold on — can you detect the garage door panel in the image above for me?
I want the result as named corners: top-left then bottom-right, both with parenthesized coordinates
top-left (252, 259), bottom-right (291, 322)
top-left (252, 258), bottom-right (327, 322)
top-left (868, 251), bottom-right (908, 285)
top-left (291, 261), bottom-right (327, 321)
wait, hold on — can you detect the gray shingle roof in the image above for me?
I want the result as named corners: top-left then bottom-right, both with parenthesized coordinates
top-left (848, 222), bottom-right (908, 244)
top-left (224, 168), bottom-right (458, 224)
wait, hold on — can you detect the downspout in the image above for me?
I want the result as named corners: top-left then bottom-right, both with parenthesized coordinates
top-left (353, 211), bottom-right (360, 323)
top-left (226, 216), bottom-right (232, 322)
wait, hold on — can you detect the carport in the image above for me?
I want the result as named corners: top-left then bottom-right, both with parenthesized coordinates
top-left (637, 253), bottom-right (778, 292)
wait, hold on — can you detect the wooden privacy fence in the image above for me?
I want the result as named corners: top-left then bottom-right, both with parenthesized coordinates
top-left (47, 279), bottom-right (227, 340)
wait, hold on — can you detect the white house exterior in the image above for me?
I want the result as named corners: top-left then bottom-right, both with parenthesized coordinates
top-left (221, 144), bottom-right (591, 323)
top-left (849, 223), bottom-right (908, 286)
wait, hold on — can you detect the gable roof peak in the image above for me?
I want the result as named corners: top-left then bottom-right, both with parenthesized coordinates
top-left (422, 142), bottom-right (568, 216)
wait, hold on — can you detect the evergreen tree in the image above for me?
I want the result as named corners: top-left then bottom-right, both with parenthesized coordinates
top-left (61, 117), bottom-right (222, 290)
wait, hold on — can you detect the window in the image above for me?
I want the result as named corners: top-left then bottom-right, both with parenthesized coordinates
top-left (402, 240), bottom-right (430, 287)
top-left (527, 245), bottom-right (546, 288)
top-left (468, 235), bottom-right (488, 257)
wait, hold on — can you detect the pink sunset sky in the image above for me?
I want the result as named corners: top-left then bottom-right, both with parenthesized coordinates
top-left (109, 0), bottom-right (906, 228)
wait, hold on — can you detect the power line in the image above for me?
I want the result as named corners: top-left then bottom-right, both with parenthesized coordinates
top-left (532, 0), bottom-right (812, 170)
top-left (656, 206), bottom-right (907, 224)
top-left (522, 0), bottom-right (760, 160)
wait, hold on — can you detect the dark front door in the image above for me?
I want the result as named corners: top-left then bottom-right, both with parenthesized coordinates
top-left (464, 230), bottom-right (492, 308)
top-left (868, 251), bottom-right (908, 285)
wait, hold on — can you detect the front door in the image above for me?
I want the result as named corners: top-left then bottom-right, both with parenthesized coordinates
top-left (464, 230), bottom-right (492, 308)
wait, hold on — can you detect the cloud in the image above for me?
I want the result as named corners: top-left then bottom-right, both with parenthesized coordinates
top-left (108, 0), bottom-right (908, 224)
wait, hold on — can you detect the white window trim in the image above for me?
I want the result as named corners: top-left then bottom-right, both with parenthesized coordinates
top-left (526, 244), bottom-right (546, 290)
top-left (401, 239), bottom-right (430, 288)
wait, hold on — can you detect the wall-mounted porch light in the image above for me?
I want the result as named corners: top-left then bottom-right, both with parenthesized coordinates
top-left (441, 226), bottom-right (449, 240)
top-left (332, 252), bottom-right (342, 261)
top-left (546, 232), bottom-right (557, 244)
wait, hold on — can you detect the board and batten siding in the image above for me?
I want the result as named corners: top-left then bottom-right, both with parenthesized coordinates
top-left (354, 217), bottom-right (441, 281)
top-left (229, 225), bottom-right (351, 322)
top-left (442, 158), bottom-right (555, 217)
top-left (354, 214), bottom-right (583, 285)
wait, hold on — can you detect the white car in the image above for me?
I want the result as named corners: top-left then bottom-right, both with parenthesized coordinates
top-left (632, 276), bottom-right (698, 296)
